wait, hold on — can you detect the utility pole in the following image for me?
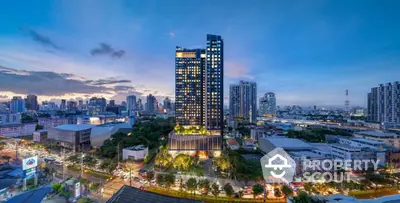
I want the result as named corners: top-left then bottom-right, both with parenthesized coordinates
top-left (62, 147), bottom-right (65, 181)
top-left (81, 152), bottom-right (85, 178)
top-left (117, 142), bottom-right (120, 168)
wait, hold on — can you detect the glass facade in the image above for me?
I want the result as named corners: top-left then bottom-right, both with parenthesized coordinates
top-left (168, 133), bottom-right (222, 151)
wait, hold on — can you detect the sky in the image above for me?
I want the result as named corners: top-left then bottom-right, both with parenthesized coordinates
top-left (0, 0), bottom-right (399, 107)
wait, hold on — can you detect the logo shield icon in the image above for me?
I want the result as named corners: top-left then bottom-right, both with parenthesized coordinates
top-left (261, 147), bottom-right (295, 183)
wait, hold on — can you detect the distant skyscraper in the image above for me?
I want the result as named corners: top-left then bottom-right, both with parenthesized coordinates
top-left (126, 95), bottom-right (136, 113)
top-left (163, 97), bottom-right (172, 110)
top-left (10, 96), bottom-right (26, 113)
top-left (89, 97), bottom-right (106, 107)
top-left (259, 92), bottom-right (276, 116)
top-left (109, 100), bottom-right (115, 106)
top-left (60, 99), bottom-right (66, 111)
top-left (26, 94), bottom-right (38, 110)
top-left (78, 100), bottom-right (83, 107)
top-left (367, 81), bottom-right (400, 125)
top-left (146, 94), bottom-right (156, 113)
top-left (137, 98), bottom-right (143, 111)
top-left (67, 100), bottom-right (77, 112)
top-left (229, 81), bottom-right (257, 123)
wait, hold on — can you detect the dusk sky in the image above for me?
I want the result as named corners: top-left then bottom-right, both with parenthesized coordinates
top-left (0, 0), bottom-right (399, 107)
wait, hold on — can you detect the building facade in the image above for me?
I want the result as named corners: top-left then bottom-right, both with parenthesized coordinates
top-left (48, 124), bottom-right (93, 152)
top-left (229, 81), bottom-right (257, 123)
top-left (145, 94), bottom-right (156, 113)
top-left (0, 113), bottom-right (21, 124)
top-left (126, 95), bottom-right (137, 115)
top-left (10, 96), bottom-right (26, 113)
top-left (259, 92), bottom-right (276, 116)
top-left (367, 81), bottom-right (400, 125)
top-left (26, 95), bottom-right (38, 111)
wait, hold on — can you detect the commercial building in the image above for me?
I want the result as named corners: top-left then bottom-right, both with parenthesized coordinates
top-left (330, 144), bottom-right (385, 166)
top-left (10, 96), bottom-right (26, 113)
top-left (33, 130), bottom-right (48, 143)
top-left (145, 94), bottom-right (156, 113)
top-left (37, 117), bottom-right (71, 129)
top-left (89, 97), bottom-right (106, 107)
top-left (259, 92), bottom-right (276, 116)
top-left (26, 95), bottom-right (38, 111)
top-left (48, 124), bottom-right (94, 152)
top-left (367, 81), bottom-right (400, 125)
top-left (126, 95), bottom-right (137, 116)
top-left (0, 123), bottom-right (35, 137)
top-left (122, 145), bottom-right (149, 161)
top-left (229, 81), bottom-right (257, 123)
top-left (353, 130), bottom-right (400, 149)
top-left (0, 113), bottom-right (21, 124)
top-left (163, 97), bottom-right (172, 111)
top-left (169, 34), bottom-right (224, 156)
top-left (60, 99), bottom-right (66, 111)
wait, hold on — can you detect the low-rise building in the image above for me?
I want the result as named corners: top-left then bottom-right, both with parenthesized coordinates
top-left (122, 145), bottom-right (149, 161)
top-left (48, 124), bottom-right (93, 152)
top-left (37, 117), bottom-right (71, 129)
top-left (226, 139), bottom-right (240, 150)
top-left (0, 113), bottom-right (21, 124)
top-left (243, 138), bottom-right (256, 150)
top-left (33, 130), bottom-right (48, 143)
top-left (90, 122), bottom-right (132, 147)
top-left (353, 131), bottom-right (400, 149)
top-left (0, 123), bottom-right (35, 137)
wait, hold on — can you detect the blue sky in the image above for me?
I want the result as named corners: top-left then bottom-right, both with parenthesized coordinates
top-left (0, 0), bottom-right (399, 107)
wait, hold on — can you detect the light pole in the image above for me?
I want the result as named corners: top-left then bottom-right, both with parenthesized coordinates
top-left (81, 153), bottom-right (85, 177)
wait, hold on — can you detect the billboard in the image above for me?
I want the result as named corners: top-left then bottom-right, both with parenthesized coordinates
top-left (22, 156), bottom-right (38, 170)
top-left (75, 182), bottom-right (81, 198)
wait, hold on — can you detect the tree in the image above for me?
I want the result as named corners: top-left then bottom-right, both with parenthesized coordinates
top-left (1, 155), bottom-right (11, 163)
top-left (186, 178), bottom-right (197, 194)
top-left (179, 179), bottom-right (184, 191)
top-left (164, 173), bottom-right (175, 189)
top-left (172, 154), bottom-right (194, 171)
top-left (35, 124), bottom-right (44, 131)
top-left (156, 174), bottom-right (165, 187)
top-left (281, 184), bottom-right (293, 197)
top-left (155, 148), bottom-right (173, 169)
top-left (223, 183), bottom-right (234, 198)
top-left (274, 188), bottom-right (282, 198)
top-left (100, 159), bottom-right (117, 174)
top-left (52, 183), bottom-right (62, 191)
top-left (146, 171), bottom-right (155, 182)
top-left (252, 184), bottom-right (264, 199)
top-left (303, 182), bottom-right (315, 194)
top-left (238, 190), bottom-right (244, 198)
top-left (211, 182), bottom-right (220, 198)
top-left (291, 191), bottom-right (311, 203)
top-left (198, 179), bottom-right (211, 195)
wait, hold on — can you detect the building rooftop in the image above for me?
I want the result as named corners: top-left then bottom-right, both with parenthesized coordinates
top-left (125, 145), bottom-right (147, 151)
top-left (55, 124), bottom-right (94, 131)
top-left (290, 151), bottom-right (326, 158)
top-left (99, 122), bottom-right (131, 128)
top-left (331, 143), bottom-right (362, 150)
top-left (351, 137), bottom-right (384, 145)
top-left (261, 137), bottom-right (314, 151)
top-left (227, 139), bottom-right (239, 146)
top-left (7, 186), bottom-right (52, 203)
top-left (355, 131), bottom-right (398, 138)
top-left (107, 185), bottom-right (203, 203)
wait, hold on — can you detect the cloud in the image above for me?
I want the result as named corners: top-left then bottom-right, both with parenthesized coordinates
top-left (90, 43), bottom-right (125, 58)
top-left (225, 61), bottom-right (254, 79)
top-left (168, 32), bottom-right (176, 38)
top-left (0, 66), bottom-right (132, 97)
top-left (0, 95), bottom-right (8, 99)
top-left (20, 28), bottom-right (62, 50)
top-left (87, 78), bottom-right (131, 86)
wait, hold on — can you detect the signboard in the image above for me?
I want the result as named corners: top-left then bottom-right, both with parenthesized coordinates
top-left (75, 182), bottom-right (81, 198)
top-left (24, 168), bottom-right (36, 176)
top-left (22, 156), bottom-right (38, 170)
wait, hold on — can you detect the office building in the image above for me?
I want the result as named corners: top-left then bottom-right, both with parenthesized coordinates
top-left (10, 96), bottom-right (26, 113)
top-left (136, 98), bottom-right (143, 111)
top-left (89, 97), bottom-right (106, 107)
top-left (146, 94), bottom-right (156, 113)
top-left (60, 99), bottom-right (66, 111)
top-left (67, 101), bottom-right (77, 112)
top-left (48, 124), bottom-right (93, 152)
top-left (126, 95), bottom-right (136, 115)
top-left (109, 100), bottom-right (115, 106)
top-left (259, 92), bottom-right (276, 116)
top-left (168, 34), bottom-right (224, 157)
top-left (367, 81), bottom-right (400, 125)
top-left (163, 97), bottom-right (172, 110)
top-left (354, 130), bottom-right (400, 149)
top-left (26, 95), bottom-right (38, 111)
top-left (229, 81), bottom-right (257, 123)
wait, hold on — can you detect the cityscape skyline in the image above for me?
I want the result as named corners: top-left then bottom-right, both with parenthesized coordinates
top-left (1, 1), bottom-right (400, 107)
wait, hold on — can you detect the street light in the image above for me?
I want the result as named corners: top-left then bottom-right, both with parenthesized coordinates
top-left (81, 153), bottom-right (85, 177)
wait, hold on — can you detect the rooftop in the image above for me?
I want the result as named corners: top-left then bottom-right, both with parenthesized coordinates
top-left (107, 185), bottom-right (203, 203)
top-left (290, 151), bottom-right (326, 158)
top-left (260, 137), bottom-right (314, 151)
top-left (355, 131), bottom-right (398, 138)
top-left (7, 186), bottom-right (52, 203)
top-left (351, 137), bottom-right (384, 145)
top-left (227, 139), bottom-right (239, 146)
top-left (125, 145), bottom-right (147, 151)
top-left (55, 124), bottom-right (94, 131)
